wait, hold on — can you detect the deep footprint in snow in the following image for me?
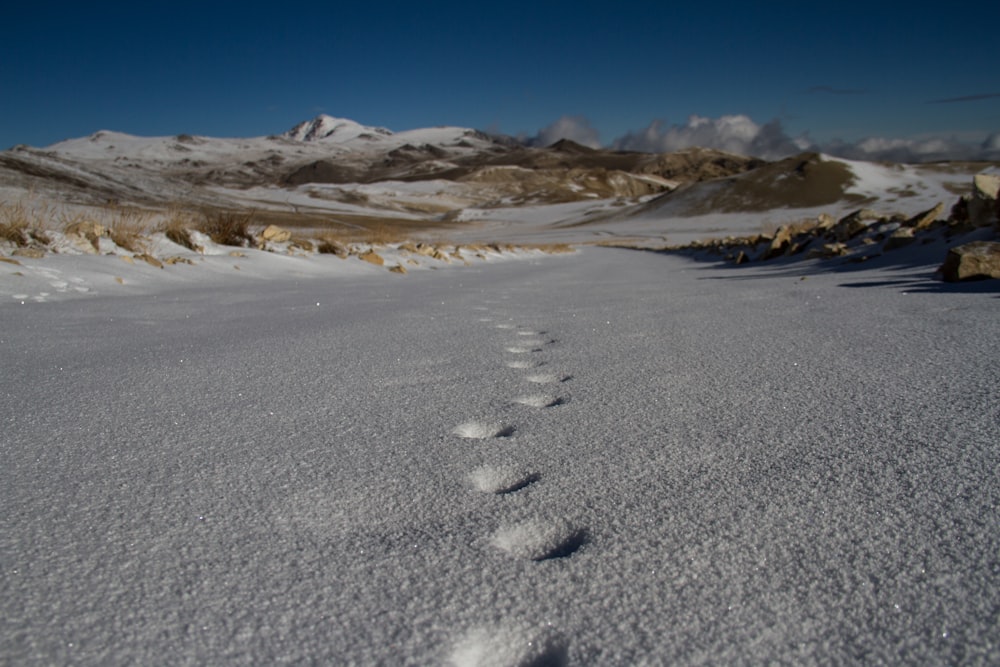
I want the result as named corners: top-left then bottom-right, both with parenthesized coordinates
top-left (469, 465), bottom-right (538, 494)
top-left (449, 625), bottom-right (568, 667)
top-left (506, 360), bottom-right (543, 369)
top-left (524, 373), bottom-right (571, 384)
top-left (452, 421), bottom-right (516, 439)
top-left (492, 518), bottom-right (586, 561)
top-left (512, 394), bottom-right (564, 408)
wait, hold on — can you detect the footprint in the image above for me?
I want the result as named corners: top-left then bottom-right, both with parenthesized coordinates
top-left (492, 519), bottom-right (586, 561)
top-left (525, 373), bottom-right (570, 384)
top-left (452, 422), bottom-right (516, 439)
top-left (449, 625), bottom-right (568, 667)
top-left (469, 465), bottom-right (538, 494)
top-left (495, 323), bottom-right (516, 330)
top-left (512, 395), bottom-right (564, 408)
top-left (516, 330), bottom-right (545, 337)
top-left (506, 360), bottom-right (543, 370)
top-left (505, 346), bottom-right (536, 355)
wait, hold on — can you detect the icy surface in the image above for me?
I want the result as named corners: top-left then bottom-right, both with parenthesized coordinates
top-left (2, 248), bottom-right (999, 664)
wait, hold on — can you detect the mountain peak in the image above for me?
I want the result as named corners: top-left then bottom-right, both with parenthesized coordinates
top-left (285, 115), bottom-right (393, 142)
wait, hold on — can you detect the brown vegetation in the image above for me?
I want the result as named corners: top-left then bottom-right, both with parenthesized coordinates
top-left (197, 210), bottom-right (254, 246)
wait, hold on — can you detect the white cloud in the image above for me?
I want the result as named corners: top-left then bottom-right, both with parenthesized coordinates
top-left (531, 113), bottom-right (1000, 162)
top-left (531, 116), bottom-right (602, 148)
top-left (610, 115), bottom-right (804, 160)
top-left (824, 134), bottom-right (1000, 162)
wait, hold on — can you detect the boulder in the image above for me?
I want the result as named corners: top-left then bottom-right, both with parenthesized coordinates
top-left (761, 225), bottom-right (795, 260)
top-left (317, 239), bottom-right (348, 257)
top-left (829, 209), bottom-right (879, 242)
top-left (883, 228), bottom-right (916, 251)
top-left (969, 169), bottom-right (1000, 227)
top-left (940, 241), bottom-right (1000, 281)
top-left (806, 242), bottom-right (848, 259)
top-left (137, 253), bottom-right (164, 269)
top-left (259, 224), bottom-right (292, 244)
top-left (906, 202), bottom-right (944, 231)
top-left (358, 249), bottom-right (384, 266)
top-left (816, 213), bottom-right (836, 230)
top-left (65, 220), bottom-right (106, 251)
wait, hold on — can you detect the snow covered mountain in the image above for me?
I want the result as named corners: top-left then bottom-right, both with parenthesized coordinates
top-left (0, 115), bottom-right (993, 243)
top-left (284, 115), bottom-right (393, 142)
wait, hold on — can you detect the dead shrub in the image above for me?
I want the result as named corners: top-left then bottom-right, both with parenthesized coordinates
top-left (1, 200), bottom-right (54, 247)
top-left (160, 210), bottom-right (201, 251)
top-left (0, 202), bottom-right (30, 246)
top-left (198, 210), bottom-right (254, 246)
top-left (289, 236), bottom-right (315, 252)
top-left (106, 205), bottom-right (151, 253)
top-left (316, 234), bottom-right (349, 257)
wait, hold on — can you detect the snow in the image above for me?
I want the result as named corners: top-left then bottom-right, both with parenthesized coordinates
top-left (2, 242), bottom-right (999, 664)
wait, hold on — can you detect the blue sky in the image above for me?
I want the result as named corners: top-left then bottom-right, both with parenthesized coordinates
top-left (3, 1), bottom-right (999, 159)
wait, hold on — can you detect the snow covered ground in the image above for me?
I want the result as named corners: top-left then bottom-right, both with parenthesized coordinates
top-left (2, 243), bottom-right (998, 664)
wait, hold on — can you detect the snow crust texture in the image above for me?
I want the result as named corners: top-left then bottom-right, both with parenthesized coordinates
top-left (2, 248), bottom-right (999, 664)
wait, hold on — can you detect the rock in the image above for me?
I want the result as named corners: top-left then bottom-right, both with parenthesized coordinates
top-left (289, 237), bottom-right (314, 253)
top-left (229, 250), bottom-right (246, 258)
top-left (734, 250), bottom-right (749, 264)
top-left (806, 242), bottom-right (848, 259)
top-left (119, 255), bottom-right (134, 264)
top-left (940, 241), bottom-right (1000, 281)
top-left (883, 228), bottom-right (916, 251)
top-left (761, 225), bottom-right (795, 260)
top-left (358, 249), bottom-right (384, 266)
top-left (413, 243), bottom-right (437, 257)
top-left (906, 202), bottom-right (944, 231)
top-left (137, 253), bottom-right (164, 269)
top-left (0, 256), bottom-right (22, 265)
top-left (163, 256), bottom-right (195, 265)
top-left (969, 169), bottom-right (1000, 227)
top-left (829, 209), bottom-right (879, 242)
top-left (317, 239), bottom-right (348, 257)
top-left (816, 213), bottom-right (837, 230)
top-left (259, 224), bottom-right (292, 244)
top-left (388, 264), bottom-right (407, 274)
top-left (65, 220), bottom-right (106, 251)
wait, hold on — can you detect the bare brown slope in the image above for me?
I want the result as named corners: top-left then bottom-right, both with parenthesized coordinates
top-left (631, 153), bottom-right (872, 217)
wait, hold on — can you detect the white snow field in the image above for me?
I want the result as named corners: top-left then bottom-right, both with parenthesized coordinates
top-left (2, 245), bottom-right (999, 665)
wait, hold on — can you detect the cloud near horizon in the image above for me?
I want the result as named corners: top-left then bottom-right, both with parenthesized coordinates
top-left (531, 115), bottom-right (602, 149)
top-left (530, 114), bottom-right (1000, 163)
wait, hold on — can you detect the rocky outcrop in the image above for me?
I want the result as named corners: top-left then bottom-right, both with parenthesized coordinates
top-left (940, 241), bottom-right (1000, 281)
top-left (968, 170), bottom-right (1000, 227)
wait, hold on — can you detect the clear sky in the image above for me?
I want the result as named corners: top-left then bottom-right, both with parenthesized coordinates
top-left (3, 0), bottom-right (999, 160)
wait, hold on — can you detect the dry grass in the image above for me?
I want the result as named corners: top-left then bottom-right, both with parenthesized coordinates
top-left (521, 242), bottom-right (575, 254)
top-left (106, 205), bottom-right (152, 253)
top-left (0, 201), bottom-right (31, 246)
top-left (0, 200), bottom-right (54, 246)
top-left (160, 210), bottom-right (201, 251)
top-left (197, 209), bottom-right (254, 247)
